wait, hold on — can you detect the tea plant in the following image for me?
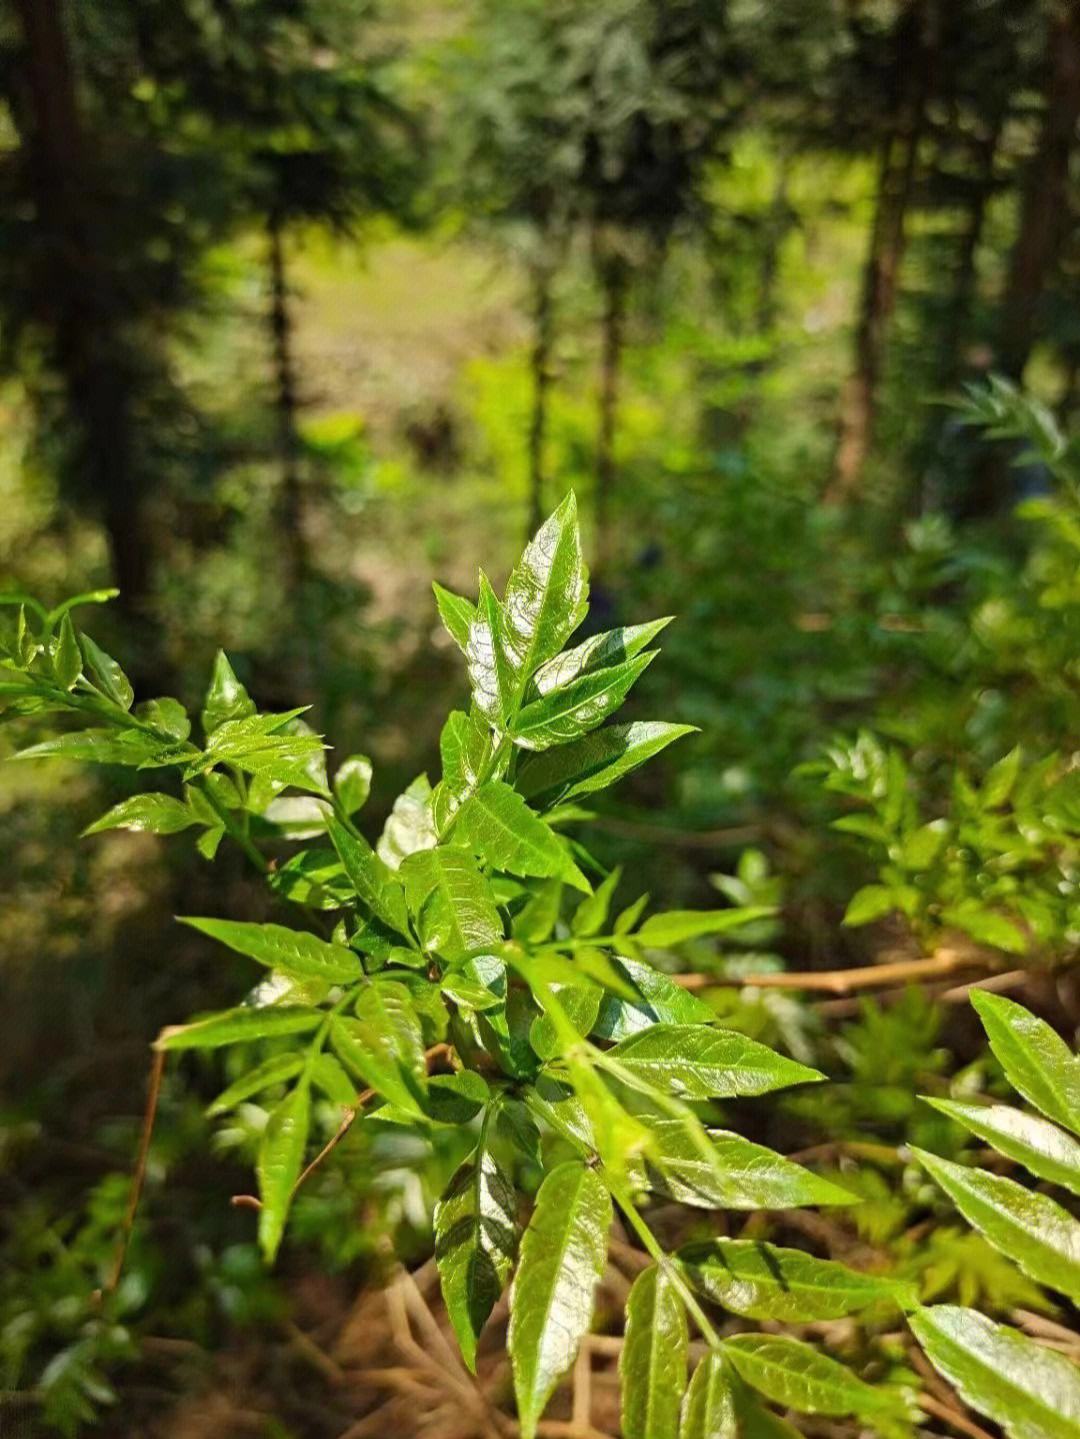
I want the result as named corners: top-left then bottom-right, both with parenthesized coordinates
top-left (8, 493), bottom-right (1068, 1438)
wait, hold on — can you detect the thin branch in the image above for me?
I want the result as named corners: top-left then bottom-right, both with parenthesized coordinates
top-left (673, 948), bottom-right (985, 995)
top-left (918, 1392), bottom-right (996, 1439)
top-left (101, 1045), bottom-right (165, 1299)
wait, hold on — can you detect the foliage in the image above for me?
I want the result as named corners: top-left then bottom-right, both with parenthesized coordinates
top-left (911, 991), bottom-right (1080, 1439)
top-left (0, 495), bottom-right (938, 1436)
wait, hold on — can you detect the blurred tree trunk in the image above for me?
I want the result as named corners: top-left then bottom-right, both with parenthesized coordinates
top-left (10, 0), bottom-right (150, 612)
top-left (595, 254), bottom-right (627, 574)
top-left (998, 2), bottom-right (1080, 381)
top-left (266, 208), bottom-right (308, 593)
top-left (941, 113), bottom-right (1003, 389)
top-left (526, 262), bottom-right (554, 539)
top-left (828, 3), bottom-right (931, 502)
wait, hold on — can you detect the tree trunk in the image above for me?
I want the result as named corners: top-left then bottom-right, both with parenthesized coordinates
top-left (998, 3), bottom-right (1080, 381)
top-left (595, 257), bottom-right (627, 574)
top-left (10, 0), bottom-right (150, 610)
top-left (941, 113), bottom-right (1003, 389)
top-left (267, 208), bottom-right (308, 592)
top-left (526, 264), bottom-right (555, 539)
top-left (828, 4), bottom-right (930, 502)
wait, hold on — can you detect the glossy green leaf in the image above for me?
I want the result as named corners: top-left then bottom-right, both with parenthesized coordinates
top-left (136, 697), bottom-right (191, 742)
top-left (925, 1097), bottom-right (1080, 1196)
top-left (517, 721), bottom-right (696, 804)
top-left (529, 986), bottom-right (601, 1062)
top-left (377, 773), bottom-right (439, 869)
top-left (722, 1335), bottom-right (904, 1422)
top-left (157, 1006), bottom-right (321, 1050)
top-left (206, 1053), bottom-right (307, 1116)
top-left (435, 1108), bottom-right (519, 1371)
top-left (52, 614), bottom-right (82, 690)
top-left (501, 491), bottom-right (587, 699)
top-left (80, 633), bottom-right (133, 711)
top-left (513, 653), bottom-right (656, 752)
top-left (198, 713), bottom-right (327, 794)
top-left (401, 845), bottom-right (503, 960)
top-left (433, 581), bottom-right (477, 653)
top-left (680, 1240), bottom-right (914, 1320)
top-left (467, 572), bottom-right (512, 727)
top-left (606, 1024), bottom-right (823, 1099)
top-left (620, 1265), bottom-right (687, 1439)
top-left (509, 1161), bottom-right (612, 1439)
top-left (437, 709), bottom-right (491, 821)
top-left (912, 1146), bottom-right (1080, 1301)
top-left (910, 1305), bottom-right (1080, 1439)
top-left (592, 956), bottom-right (714, 1040)
top-left (13, 729), bottom-right (173, 767)
top-left (454, 780), bottom-right (590, 892)
top-left (326, 812), bottom-right (411, 937)
top-left (634, 1118), bottom-right (855, 1211)
top-left (83, 793), bottom-right (195, 837)
top-left (531, 618), bottom-right (671, 698)
top-left (680, 1354), bottom-right (737, 1439)
top-left (972, 990), bottom-right (1080, 1134)
top-left (180, 918), bottom-right (362, 985)
top-left (201, 650), bottom-right (255, 735)
top-left (257, 1082), bottom-right (310, 1261)
top-left (636, 907), bottom-right (775, 947)
top-left (426, 1070), bottom-right (491, 1125)
top-left (331, 982), bottom-right (427, 1115)
top-left (334, 754), bottom-right (373, 815)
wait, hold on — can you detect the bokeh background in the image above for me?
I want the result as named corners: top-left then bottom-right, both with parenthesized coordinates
top-left (3, 1), bottom-right (1080, 1434)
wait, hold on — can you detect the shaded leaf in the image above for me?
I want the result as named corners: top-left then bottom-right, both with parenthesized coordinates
top-left (517, 721), bottom-right (696, 805)
top-left (257, 1082), bottom-right (310, 1261)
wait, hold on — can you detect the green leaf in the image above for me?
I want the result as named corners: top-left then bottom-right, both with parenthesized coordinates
top-left (334, 755), bottom-right (373, 815)
top-left (377, 773), bottom-right (439, 869)
top-left (326, 812), bottom-right (411, 937)
top-left (198, 713), bottom-right (327, 794)
top-left (732, 1381), bottom-right (805, 1439)
top-left (83, 793), bottom-right (195, 837)
top-left (910, 1305), bottom-right (1080, 1439)
top-left (509, 1161), bottom-right (611, 1439)
top-left (436, 709), bottom-right (492, 827)
top-left (401, 846), bottom-right (503, 960)
top-left (433, 581), bottom-right (477, 653)
top-left (606, 1024), bottom-right (823, 1099)
top-left (202, 650), bottom-right (255, 735)
top-left (502, 491), bottom-right (588, 701)
top-left (426, 1070), bottom-right (491, 1125)
top-left (911, 1146), bottom-right (1080, 1301)
top-left (257, 1081), bottom-right (310, 1261)
top-left (467, 572), bottom-right (513, 727)
top-left (680, 1354), bottom-right (737, 1439)
top-left (180, 918), bottom-right (362, 986)
top-left (156, 1006), bottom-right (321, 1050)
top-left (984, 747), bottom-right (1022, 807)
top-left (634, 1119), bottom-right (855, 1211)
top-left (942, 901), bottom-right (1027, 954)
top-left (52, 615), bottom-right (82, 690)
top-left (435, 1107), bottom-right (519, 1371)
top-left (842, 884), bottom-right (896, 927)
top-left (517, 722), bottom-right (696, 805)
top-left (206, 1054), bottom-right (307, 1116)
top-left (620, 1265), bottom-right (687, 1439)
top-left (529, 986), bottom-right (601, 1062)
top-left (136, 697), bottom-right (191, 741)
top-left (331, 982), bottom-right (427, 1115)
top-left (80, 633), bottom-right (133, 710)
top-left (971, 990), bottom-right (1080, 1134)
top-left (593, 956), bottom-right (714, 1040)
top-left (310, 1053), bottom-right (357, 1107)
top-left (513, 654), bottom-right (656, 752)
top-left (900, 819), bottom-right (949, 870)
top-left (680, 1240), bottom-right (914, 1321)
top-left (722, 1335), bottom-right (903, 1423)
top-left (531, 618), bottom-right (671, 698)
top-left (925, 1098), bottom-right (1080, 1196)
top-left (12, 729), bottom-right (175, 767)
top-left (453, 780), bottom-right (590, 892)
top-left (636, 908), bottom-right (776, 947)
top-left (572, 865), bottom-right (622, 937)
top-left (513, 878), bottom-right (564, 943)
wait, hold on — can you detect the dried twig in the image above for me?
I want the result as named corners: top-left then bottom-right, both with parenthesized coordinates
top-left (674, 948), bottom-right (984, 995)
top-left (102, 1045), bottom-right (166, 1299)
